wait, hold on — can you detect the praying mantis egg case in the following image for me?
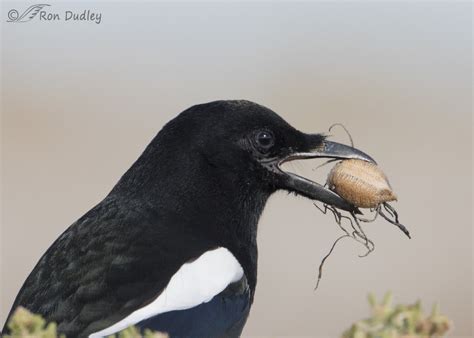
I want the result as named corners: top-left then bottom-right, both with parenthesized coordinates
top-left (327, 159), bottom-right (397, 209)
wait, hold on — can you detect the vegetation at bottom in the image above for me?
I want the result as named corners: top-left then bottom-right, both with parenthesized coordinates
top-left (4, 292), bottom-right (451, 338)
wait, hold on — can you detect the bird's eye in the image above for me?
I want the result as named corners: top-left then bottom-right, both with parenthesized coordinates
top-left (255, 130), bottom-right (275, 151)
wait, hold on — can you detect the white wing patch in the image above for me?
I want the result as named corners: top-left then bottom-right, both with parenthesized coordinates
top-left (89, 247), bottom-right (244, 337)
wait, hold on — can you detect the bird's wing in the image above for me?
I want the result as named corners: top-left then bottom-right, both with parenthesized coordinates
top-left (89, 247), bottom-right (244, 337)
top-left (3, 197), bottom-right (241, 337)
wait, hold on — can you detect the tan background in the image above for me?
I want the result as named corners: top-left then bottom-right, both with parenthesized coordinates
top-left (1, 1), bottom-right (472, 337)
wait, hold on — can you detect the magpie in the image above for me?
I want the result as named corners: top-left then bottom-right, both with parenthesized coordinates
top-left (2, 100), bottom-right (374, 338)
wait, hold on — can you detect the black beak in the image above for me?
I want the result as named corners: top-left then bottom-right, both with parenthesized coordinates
top-left (263, 139), bottom-right (376, 213)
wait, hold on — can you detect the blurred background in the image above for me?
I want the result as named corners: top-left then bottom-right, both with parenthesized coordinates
top-left (1, 1), bottom-right (472, 337)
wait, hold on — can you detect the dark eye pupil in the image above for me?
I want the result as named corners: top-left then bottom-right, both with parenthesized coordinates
top-left (257, 131), bottom-right (274, 148)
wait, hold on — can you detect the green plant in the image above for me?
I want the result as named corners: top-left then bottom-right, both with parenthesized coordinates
top-left (3, 307), bottom-right (63, 338)
top-left (342, 292), bottom-right (451, 338)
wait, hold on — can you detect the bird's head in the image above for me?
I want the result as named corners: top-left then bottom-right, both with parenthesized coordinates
top-left (109, 100), bottom-right (377, 289)
top-left (149, 100), bottom-right (375, 213)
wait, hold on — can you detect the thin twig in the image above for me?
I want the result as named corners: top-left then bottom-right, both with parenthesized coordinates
top-left (329, 123), bottom-right (354, 147)
top-left (315, 234), bottom-right (350, 290)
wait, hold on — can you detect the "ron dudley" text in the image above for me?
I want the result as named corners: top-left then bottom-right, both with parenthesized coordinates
top-left (40, 10), bottom-right (102, 24)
